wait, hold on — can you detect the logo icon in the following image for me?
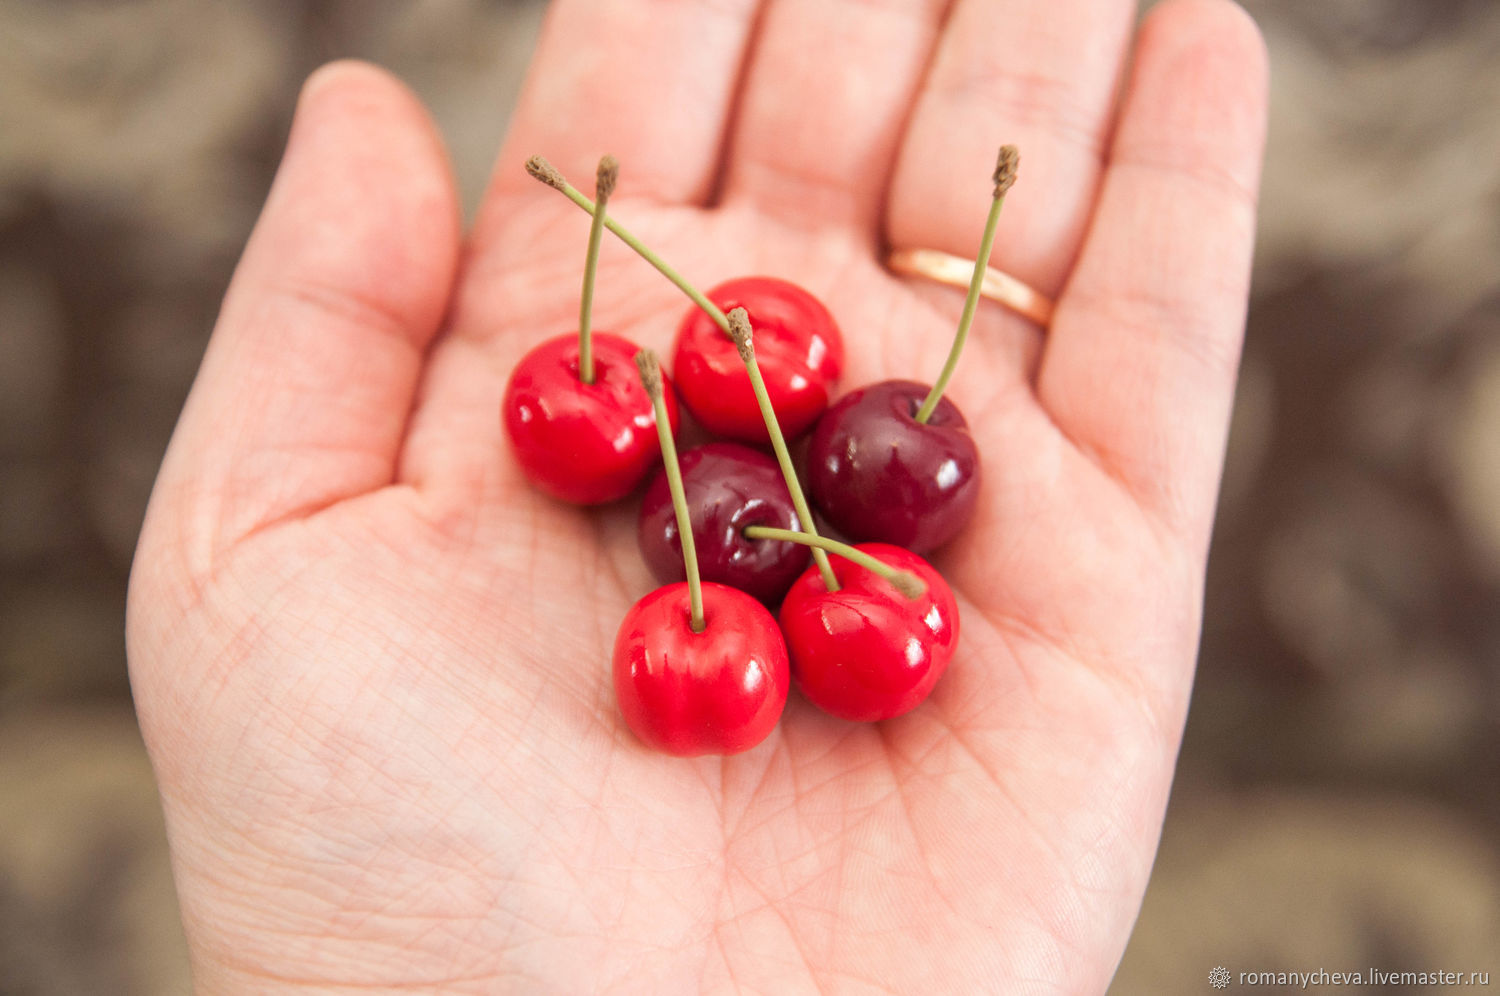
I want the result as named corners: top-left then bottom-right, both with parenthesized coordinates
top-left (1209, 966), bottom-right (1232, 989)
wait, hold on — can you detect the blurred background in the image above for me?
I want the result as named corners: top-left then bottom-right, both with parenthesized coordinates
top-left (0, 1), bottom-right (1496, 992)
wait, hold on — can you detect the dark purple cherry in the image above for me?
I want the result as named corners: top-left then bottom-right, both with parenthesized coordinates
top-left (805, 380), bottom-right (979, 555)
top-left (806, 147), bottom-right (1022, 554)
top-left (638, 442), bottom-right (809, 604)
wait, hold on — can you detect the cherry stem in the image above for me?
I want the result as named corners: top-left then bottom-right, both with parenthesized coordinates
top-left (915, 145), bottom-right (1020, 424)
top-left (578, 156), bottom-right (618, 384)
top-left (742, 526), bottom-right (925, 598)
top-left (635, 350), bottom-right (705, 633)
top-left (526, 156), bottom-right (732, 336)
top-left (726, 308), bottom-right (839, 591)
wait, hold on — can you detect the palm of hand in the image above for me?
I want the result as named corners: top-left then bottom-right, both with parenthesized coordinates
top-left (128, 2), bottom-right (1267, 992)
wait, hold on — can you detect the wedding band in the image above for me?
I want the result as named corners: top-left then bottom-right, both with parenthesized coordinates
top-left (886, 247), bottom-right (1054, 328)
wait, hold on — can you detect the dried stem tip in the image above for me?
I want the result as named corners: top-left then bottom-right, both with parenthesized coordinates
top-left (634, 349), bottom-right (663, 399)
top-left (993, 145), bottom-right (1020, 197)
top-left (525, 155), bottom-right (566, 191)
top-left (727, 307), bottom-right (755, 361)
top-left (596, 155), bottom-right (619, 200)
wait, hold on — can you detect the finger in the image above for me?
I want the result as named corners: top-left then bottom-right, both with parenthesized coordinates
top-left (482, 0), bottom-right (760, 211)
top-left (721, 0), bottom-right (949, 231)
top-left (158, 61), bottom-right (460, 554)
top-left (886, 0), bottom-right (1137, 296)
top-left (1038, 0), bottom-right (1268, 547)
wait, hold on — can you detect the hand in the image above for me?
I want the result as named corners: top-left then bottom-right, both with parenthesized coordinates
top-left (127, 0), bottom-right (1267, 990)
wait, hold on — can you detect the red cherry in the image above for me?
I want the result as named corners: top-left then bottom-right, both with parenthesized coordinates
top-left (672, 277), bottom-right (843, 444)
top-left (779, 543), bottom-right (959, 722)
top-left (502, 332), bottom-right (680, 504)
top-left (613, 582), bottom-right (790, 756)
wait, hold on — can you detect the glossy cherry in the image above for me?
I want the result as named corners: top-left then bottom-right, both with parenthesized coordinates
top-left (779, 542), bottom-right (959, 722)
top-left (673, 277), bottom-right (844, 444)
top-left (806, 146), bottom-right (1019, 553)
top-left (613, 581), bottom-right (790, 756)
top-left (638, 442), bottom-right (808, 604)
top-left (806, 379), bottom-right (979, 554)
top-left (502, 333), bottom-right (680, 504)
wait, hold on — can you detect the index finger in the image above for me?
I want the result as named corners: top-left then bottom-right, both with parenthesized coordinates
top-left (478, 0), bottom-right (760, 213)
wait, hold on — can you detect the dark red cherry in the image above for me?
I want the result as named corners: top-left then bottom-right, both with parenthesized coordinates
top-left (806, 379), bottom-right (979, 554)
top-left (779, 543), bottom-right (959, 722)
top-left (613, 581), bottom-right (790, 756)
top-left (638, 442), bottom-right (809, 604)
top-left (672, 276), bottom-right (843, 444)
top-left (502, 332), bottom-right (680, 504)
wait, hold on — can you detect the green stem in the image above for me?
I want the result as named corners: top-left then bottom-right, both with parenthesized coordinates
top-left (914, 189), bottom-right (1008, 424)
top-left (545, 173), bottom-right (730, 335)
top-left (742, 527), bottom-right (925, 598)
top-left (726, 309), bottom-right (838, 591)
top-left (578, 157), bottom-right (616, 383)
top-left (635, 350), bottom-right (704, 632)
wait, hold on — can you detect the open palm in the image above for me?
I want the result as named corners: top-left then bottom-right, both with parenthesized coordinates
top-left (127, 0), bottom-right (1267, 991)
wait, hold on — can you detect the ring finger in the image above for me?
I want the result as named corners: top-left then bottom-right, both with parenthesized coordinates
top-left (886, 0), bottom-right (1138, 298)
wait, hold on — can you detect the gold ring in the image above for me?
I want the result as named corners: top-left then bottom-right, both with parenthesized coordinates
top-left (886, 248), bottom-right (1054, 328)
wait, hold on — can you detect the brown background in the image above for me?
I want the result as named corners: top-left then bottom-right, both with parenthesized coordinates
top-left (1, 1), bottom-right (1496, 992)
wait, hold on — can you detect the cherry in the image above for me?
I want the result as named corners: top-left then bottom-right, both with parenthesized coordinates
top-left (806, 380), bottom-right (978, 554)
top-left (525, 157), bottom-right (842, 445)
top-left (612, 350), bottom-right (789, 756)
top-left (805, 146), bottom-right (1018, 552)
top-left (638, 442), bottom-right (808, 604)
top-left (613, 581), bottom-right (790, 756)
top-left (503, 156), bottom-right (678, 504)
top-left (503, 333), bottom-right (679, 504)
top-left (672, 277), bottom-right (843, 444)
top-left (778, 542), bottom-right (959, 722)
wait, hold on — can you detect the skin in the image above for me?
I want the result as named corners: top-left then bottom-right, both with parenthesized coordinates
top-left (125, 0), bottom-right (1268, 992)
